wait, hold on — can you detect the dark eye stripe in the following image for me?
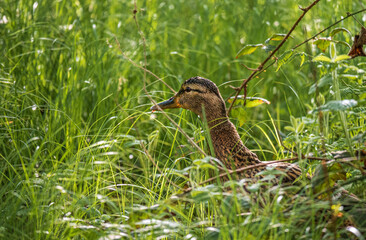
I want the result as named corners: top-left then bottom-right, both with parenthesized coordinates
top-left (185, 87), bottom-right (203, 93)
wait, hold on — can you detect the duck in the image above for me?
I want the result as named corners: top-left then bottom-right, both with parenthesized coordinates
top-left (150, 76), bottom-right (301, 183)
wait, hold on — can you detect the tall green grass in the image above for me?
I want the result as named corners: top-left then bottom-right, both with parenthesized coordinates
top-left (1, 0), bottom-right (365, 239)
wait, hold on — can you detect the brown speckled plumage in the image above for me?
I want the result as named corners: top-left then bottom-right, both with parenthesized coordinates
top-left (151, 76), bottom-right (301, 182)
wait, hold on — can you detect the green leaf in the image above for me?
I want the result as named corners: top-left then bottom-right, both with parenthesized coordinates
top-left (236, 44), bottom-right (264, 58)
top-left (313, 53), bottom-right (350, 63)
top-left (296, 122), bottom-right (305, 133)
top-left (198, 163), bottom-right (217, 170)
top-left (340, 74), bottom-right (359, 80)
top-left (265, 33), bottom-right (292, 44)
top-left (245, 97), bottom-right (271, 107)
top-left (330, 42), bottom-right (336, 59)
top-left (317, 75), bottom-right (332, 88)
top-left (284, 126), bottom-right (295, 132)
top-left (300, 53), bottom-right (306, 67)
top-left (333, 54), bottom-right (351, 62)
top-left (308, 74), bottom-right (332, 94)
top-left (312, 54), bottom-right (331, 63)
top-left (335, 40), bottom-right (351, 49)
top-left (341, 87), bottom-right (361, 96)
top-left (313, 38), bottom-right (331, 52)
top-left (276, 50), bottom-right (294, 72)
top-left (193, 157), bottom-right (211, 166)
top-left (228, 96), bottom-right (271, 107)
top-left (290, 115), bottom-right (297, 128)
top-left (311, 99), bottom-right (358, 113)
top-left (230, 107), bottom-right (248, 126)
top-left (329, 27), bottom-right (352, 38)
top-left (248, 183), bottom-right (261, 192)
top-left (317, 93), bottom-right (325, 105)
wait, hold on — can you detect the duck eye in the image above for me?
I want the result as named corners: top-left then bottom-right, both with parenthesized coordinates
top-left (185, 87), bottom-right (192, 92)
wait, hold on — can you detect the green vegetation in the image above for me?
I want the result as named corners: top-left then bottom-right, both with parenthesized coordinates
top-left (1, 0), bottom-right (365, 239)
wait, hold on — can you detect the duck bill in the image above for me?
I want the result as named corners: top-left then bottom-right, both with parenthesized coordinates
top-left (150, 97), bottom-right (180, 111)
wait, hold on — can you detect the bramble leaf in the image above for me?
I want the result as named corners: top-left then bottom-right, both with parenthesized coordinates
top-left (265, 33), bottom-right (292, 44)
top-left (236, 44), bottom-right (264, 58)
top-left (276, 50), bottom-right (294, 71)
top-left (228, 96), bottom-right (271, 107)
top-left (333, 54), bottom-right (351, 62)
top-left (312, 55), bottom-right (331, 62)
top-left (330, 27), bottom-right (352, 38)
top-left (308, 74), bottom-right (332, 94)
top-left (336, 40), bottom-right (351, 49)
top-left (313, 38), bottom-right (331, 52)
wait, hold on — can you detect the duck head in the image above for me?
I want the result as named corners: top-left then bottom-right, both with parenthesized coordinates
top-left (150, 77), bottom-right (227, 121)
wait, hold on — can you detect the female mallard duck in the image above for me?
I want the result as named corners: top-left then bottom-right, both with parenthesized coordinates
top-left (151, 76), bottom-right (301, 182)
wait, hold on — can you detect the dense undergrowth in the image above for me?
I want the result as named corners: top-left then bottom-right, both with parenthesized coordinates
top-left (1, 0), bottom-right (366, 239)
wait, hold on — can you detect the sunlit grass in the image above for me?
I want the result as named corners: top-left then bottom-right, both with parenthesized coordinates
top-left (1, 0), bottom-right (365, 239)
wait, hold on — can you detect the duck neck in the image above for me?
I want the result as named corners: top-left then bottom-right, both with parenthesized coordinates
top-left (205, 116), bottom-right (261, 169)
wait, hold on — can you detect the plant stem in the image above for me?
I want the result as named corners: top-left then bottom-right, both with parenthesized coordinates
top-left (331, 68), bottom-right (354, 155)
